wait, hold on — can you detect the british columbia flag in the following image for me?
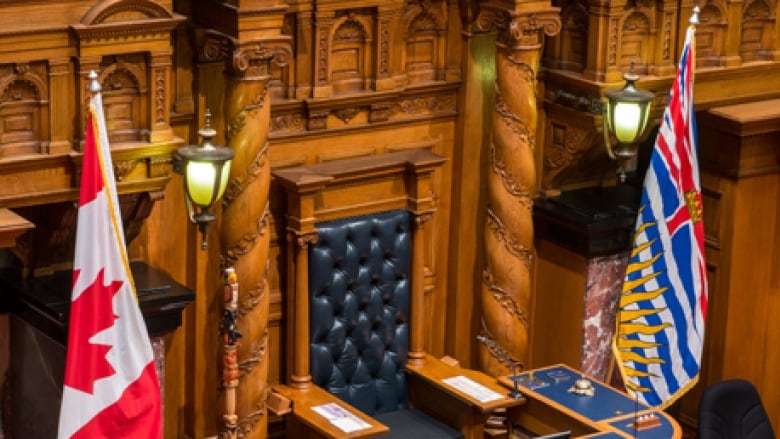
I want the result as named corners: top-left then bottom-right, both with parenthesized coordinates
top-left (612, 16), bottom-right (708, 408)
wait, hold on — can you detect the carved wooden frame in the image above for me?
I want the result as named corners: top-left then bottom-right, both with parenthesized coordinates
top-left (272, 149), bottom-right (445, 389)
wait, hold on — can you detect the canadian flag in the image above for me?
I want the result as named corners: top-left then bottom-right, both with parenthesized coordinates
top-left (57, 89), bottom-right (162, 438)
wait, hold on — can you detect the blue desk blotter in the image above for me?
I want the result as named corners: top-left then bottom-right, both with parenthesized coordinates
top-left (509, 366), bottom-right (643, 422)
top-left (508, 366), bottom-right (677, 438)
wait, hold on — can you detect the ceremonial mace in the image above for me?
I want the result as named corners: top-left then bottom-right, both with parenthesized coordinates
top-left (221, 267), bottom-right (243, 439)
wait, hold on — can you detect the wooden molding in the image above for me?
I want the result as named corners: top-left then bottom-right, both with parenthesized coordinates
top-left (0, 208), bottom-right (33, 248)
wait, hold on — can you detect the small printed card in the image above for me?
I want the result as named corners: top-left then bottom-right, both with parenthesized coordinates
top-left (442, 375), bottom-right (504, 402)
top-left (312, 403), bottom-right (372, 433)
top-left (513, 374), bottom-right (549, 390)
top-left (546, 369), bottom-right (571, 384)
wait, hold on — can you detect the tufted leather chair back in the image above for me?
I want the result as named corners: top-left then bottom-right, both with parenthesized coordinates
top-left (309, 209), bottom-right (411, 416)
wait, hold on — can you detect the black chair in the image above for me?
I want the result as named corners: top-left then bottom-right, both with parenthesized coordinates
top-left (698, 379), bottom-right (775, 439)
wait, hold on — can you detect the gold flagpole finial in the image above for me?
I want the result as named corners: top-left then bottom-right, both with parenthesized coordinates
top-left (690, 6), bottom-right (700, 25)
top-left (87, 70), bottom-right (101, 94)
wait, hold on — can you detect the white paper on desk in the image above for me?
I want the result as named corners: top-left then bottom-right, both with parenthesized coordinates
top-left (442, 375), bottom-right (503, 402)
top-left (312, 403), bottom-right (372, 433)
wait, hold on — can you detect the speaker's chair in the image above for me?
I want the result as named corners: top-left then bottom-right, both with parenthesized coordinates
top-left (271, 150), bottom-right (523, 439)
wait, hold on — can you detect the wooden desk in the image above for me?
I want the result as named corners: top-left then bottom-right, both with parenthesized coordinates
top-left (273, 385), bottom-right (389, 439)
top-left (407, 355), bottom-right (527, 439)
top-left (498, 365), bottom-right (682, 438)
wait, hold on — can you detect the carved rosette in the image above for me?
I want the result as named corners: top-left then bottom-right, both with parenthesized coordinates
top-left (214, 32), bottom-right (291, 439)
top-left (478, 6), bottom-right (560, 377)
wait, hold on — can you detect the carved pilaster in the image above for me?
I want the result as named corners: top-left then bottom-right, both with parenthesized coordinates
top-left (295, 9), bottom-right (315, 99)
top-left (478, 3), bottom-right (560, 377)
top-left (376, 4), bottom-right (404, 90)
top-left (313, 11), bottom-right (336, 98)
top-left (48, 58), bottom-right (72, 154)
top-left (149, 49), bottom-right (174, 143)
top-left (583, 0), bottom-right (625, 82)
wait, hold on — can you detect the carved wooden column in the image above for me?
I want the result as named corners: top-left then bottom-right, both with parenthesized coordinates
top-left (476, 2), bottom-right (560, 377)
top-left (583, 0), bottom-right (624, 82)
top-left (206, 31), bottom-right (291, 439)
top-left (288, 231), bottom-right (318, 388)
top-left (409, 211), bottom-right (432, 367)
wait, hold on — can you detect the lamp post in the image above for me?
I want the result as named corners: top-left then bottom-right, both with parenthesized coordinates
top-left (174, 109), bottom-right (234, 250)
top-left (603, 63), bottom-right (654, 182)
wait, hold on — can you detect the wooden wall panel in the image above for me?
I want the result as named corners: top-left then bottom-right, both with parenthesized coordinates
top-left (531, 240), bottom-right (587, 370)
top-left (673, 101), bottom-right (780, 433)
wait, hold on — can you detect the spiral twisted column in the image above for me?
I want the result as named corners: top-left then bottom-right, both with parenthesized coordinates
top-left (476, 5), bottom-right (560, 377)
top-left (205, 31), bottom-right (291, 439)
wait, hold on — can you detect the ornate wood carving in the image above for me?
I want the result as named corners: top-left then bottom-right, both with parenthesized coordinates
top-left (269, 82), bottom-right (458, 137)
top-left (72, 2), bottom-right (184, 146)
top-left (0, 62), bottom-right (49, 158)
top-left (476, 1), bottom-right (560, 377)
top-left (0, 1), bottom-right (182, 281)
top-left (200, 19), bottom-right (292, 439)
top-left (741, 0), bottom-right (776, 62)
top-left (698, 1), bottom-right (728, 67)
top-left (273, 148), bottom-right (445, 385)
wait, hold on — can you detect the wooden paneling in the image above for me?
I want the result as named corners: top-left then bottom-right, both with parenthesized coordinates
top-left (531, 240), bottom-right (587, 370)
top-left (674, 101), bottom-right (780, 433)
top-left (2, 1), bottom-right (780, 438)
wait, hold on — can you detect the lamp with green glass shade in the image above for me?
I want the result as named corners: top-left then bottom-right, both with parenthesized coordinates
top-left (174, 109), bottom-right (234, 250)
top-left (603, 63), bottom-right (655, 182)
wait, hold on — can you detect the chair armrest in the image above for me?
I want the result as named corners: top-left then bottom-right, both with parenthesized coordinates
top-left (406, 355), bottom-right (526, 414)
top-left (271, 384), bottom-right (389, 439)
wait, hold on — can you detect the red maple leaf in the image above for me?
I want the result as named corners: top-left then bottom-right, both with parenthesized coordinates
top-left (64, 268), bottom-right (123, 394)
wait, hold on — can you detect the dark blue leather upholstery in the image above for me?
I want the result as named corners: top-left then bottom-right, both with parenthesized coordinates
top-left (309, 210), bottom-right (411, 416)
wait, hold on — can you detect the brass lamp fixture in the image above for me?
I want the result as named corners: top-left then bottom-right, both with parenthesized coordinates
top-left (603, 62), bottom-right (655, 182)
top-left (174, 109), bottom-right (234, 250)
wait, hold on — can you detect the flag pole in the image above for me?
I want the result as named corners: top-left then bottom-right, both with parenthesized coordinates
top-left (689, 6), bottom-right (699, 75)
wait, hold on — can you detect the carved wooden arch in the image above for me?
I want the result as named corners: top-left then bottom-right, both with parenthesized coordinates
top-left (698, 0), bottom-right (728, 66)
top-left (403, 3), bottom-right (448, 83)
top-left (329, 13), bottom-right (373, 94)
top-left (558, 0), bottom-right (589, 73)
top-left (97, 62), bottom-right (149, 143)
top-left (403, 2), bottom-right (446, 33)
top-left (80, 0), bottom-right (176, 25)
top-left (617, 8), bottom-right (655, 74)
top-left (0, 69), bottom-right (48, 102)
top-left (740, 0), bottom-right (776, 62)
top-left (272, 149), bottom-right (446, 389)
top-left (0, 66), bottom-right (50, 156)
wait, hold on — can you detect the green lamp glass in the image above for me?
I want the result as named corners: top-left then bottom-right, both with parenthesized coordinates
top-left (603, 64), bottom-right (654, 182)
